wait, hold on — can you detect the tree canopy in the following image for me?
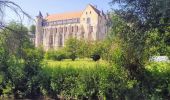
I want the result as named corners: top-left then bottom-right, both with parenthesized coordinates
top-left (111, 0), bottom-right (170, 30)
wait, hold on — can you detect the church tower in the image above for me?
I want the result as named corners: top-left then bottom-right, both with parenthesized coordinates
top-left (35, 11), bottom-right (43, 47)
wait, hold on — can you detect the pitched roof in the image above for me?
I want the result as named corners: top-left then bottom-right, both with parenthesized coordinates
top-left (89, 4), bottom-right (101, 15)
top-left (45, 11), bottom-right (83, 22)
top-left (44, 4), bottom-right (102, 22)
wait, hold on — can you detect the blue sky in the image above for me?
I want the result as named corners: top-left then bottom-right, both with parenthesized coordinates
top-left (6, 0), bottom-right (114, 26)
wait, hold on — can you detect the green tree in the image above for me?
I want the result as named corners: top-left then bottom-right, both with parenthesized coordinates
top-left (146, 29), bottom-right (170, 56)
top-left (0, 21), bottom-right (42, 98)
top-left (1, 22), bottom-right (33, 58)
top-left (77, 39), bottom-right (91, 58)
top-left (30, 25), bottom-right (36, 34)
top-left (107, 13), bottom-right (148, 82)
top-left (110, 0), bottom-right (170, 57)
top-left (111, 0), bottom-right (170, 29)
top-left (0, 0), bottom-right (32, 29)
top-left (109, 1), bottom-right (170, 99)
top-left (65, 37), bottom-right (79, 61)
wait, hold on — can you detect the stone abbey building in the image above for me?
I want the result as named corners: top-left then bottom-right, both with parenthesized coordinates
top-left (35, 4), bottom-right (108, 50)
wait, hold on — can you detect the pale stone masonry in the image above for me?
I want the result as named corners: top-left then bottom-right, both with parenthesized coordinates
top-left (35, 4), bottom-right (108, 50)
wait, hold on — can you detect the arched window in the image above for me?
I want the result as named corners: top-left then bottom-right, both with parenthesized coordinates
top-left (56, 28), bottom-right (58, 33)
top-left (71, 26), bottom-right (74, 32)
top-left (58, 34), bottom-right (63, 47)
top-left (49, 34), bottom-right (53, 48)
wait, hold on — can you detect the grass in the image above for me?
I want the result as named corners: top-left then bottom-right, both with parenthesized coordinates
top-left (43, 58), bottom-right (170, 71)
top-left (146, 62), bottom-right (170, 73)
top-left (43, 58), bottom-right (109, 68)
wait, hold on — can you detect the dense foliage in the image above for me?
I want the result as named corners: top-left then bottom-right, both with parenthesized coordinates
top-left (40, 61), bottom-right (132, 100)
top-left (0, 22), bottom-right (44, 99)
top-left (0, 0), bottom-right (170, 99)
top-left (109, 0), bottom-right (170, 99)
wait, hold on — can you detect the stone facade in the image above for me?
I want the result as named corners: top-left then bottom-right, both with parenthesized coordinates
top-left (35, 4), bottom-right (108, 50)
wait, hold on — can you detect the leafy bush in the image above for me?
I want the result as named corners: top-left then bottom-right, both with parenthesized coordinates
top-left (19, 48), bottom-right (44, 99)
top-left (45, 50), bottom-right (55, 60)
top-left (91, 54), bottom-right (101, 61)
top-left (39, 62), bottom-right (131, 99)
top-left (0, 48), bottom-right (44, 99)
top-left (45, 49), bottom-right (67, 61)
top-left (144, 62), bottom-right (170, 99)
top-left (40, 60), bottom-right (170, 99)
top-left (89, 41), bottom-right (104, 57)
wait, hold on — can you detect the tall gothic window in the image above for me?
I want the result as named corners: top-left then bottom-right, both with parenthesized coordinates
top-left (59, 34), bottom-right (63, 46)
top-left (71, 26), bottom-right (74, 32)
top-left (49, 34), bottom-right (53, 48)
top-left (56, 28), bottom-right (58, 33)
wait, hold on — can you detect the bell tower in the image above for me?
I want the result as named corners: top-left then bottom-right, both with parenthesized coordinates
top-left (35, 11), bottom-right (43, 47)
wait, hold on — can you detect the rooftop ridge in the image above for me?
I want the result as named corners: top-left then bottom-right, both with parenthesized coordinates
top-left (43, 4), bottom-right (102, 22)
top-left (46, 10), bottom-right (83, 16)
top-left (45, 11), bottom-right (83, 21)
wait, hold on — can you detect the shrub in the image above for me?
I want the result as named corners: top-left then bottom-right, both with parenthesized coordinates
top-left (54, 49), bottom-right (68, 61)
top-left (40, 63), bottom-right (131, 99)
top-left (90, 41), bottom-right (103, 57)
top-left (45, 50), bottom-right (56, 60)
top-left (145, 62), bottom-right (170, 98)
top-left (91, 54), bottom-right (101, 61)
top-left (38, 65), bottom-right (53, 97)
top-left (45, 49), bottom-right (67, 61)
top-left (0, 48), bottom-right (44, 99)
top-left (21, 48), bottom-right (44, 98)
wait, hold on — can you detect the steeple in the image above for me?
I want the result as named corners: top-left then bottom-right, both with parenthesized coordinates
top-left (37, 11), bottom-right (43, 17)
top-left (35, 11), bottom-right (43, 48)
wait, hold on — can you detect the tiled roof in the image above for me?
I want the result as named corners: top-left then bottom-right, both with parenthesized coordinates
top-left (45, 11), bottom-right (83, 21)
top-left (44, 4), bottom-right (102, 22)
